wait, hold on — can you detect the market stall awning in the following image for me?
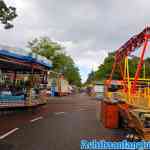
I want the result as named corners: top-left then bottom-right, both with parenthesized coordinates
top-left (0, 45), bottom-right (52, 70)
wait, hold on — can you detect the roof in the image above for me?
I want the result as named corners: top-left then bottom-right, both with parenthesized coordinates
top-left (0, 45), bottom-right (52, 69)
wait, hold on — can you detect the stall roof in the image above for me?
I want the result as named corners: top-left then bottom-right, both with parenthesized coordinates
top-left (0, 45), bottom-right (52, 69)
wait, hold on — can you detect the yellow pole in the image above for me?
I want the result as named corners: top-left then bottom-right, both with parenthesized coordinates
top-left (124, 57), bottom-right (130, 103)
top-left (148, 81), bottom-right (150, 107)
top-left (124, 57), bottom-right (127, 80)
top-left (143, 63), bottom-right (146, 97)
top-left (143, 63), bottom-right (146, 79)
top-left (148, 81), bottom-right (150, 95)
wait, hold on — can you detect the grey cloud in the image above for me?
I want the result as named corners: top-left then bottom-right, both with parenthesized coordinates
top-left (2, 0), bottom-right (150, 80)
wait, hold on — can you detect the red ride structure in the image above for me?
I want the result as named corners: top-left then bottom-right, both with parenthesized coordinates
top-left (102, 27), bottom-right (150, 139)
top-left (109, 27), bottom-right (150, 93)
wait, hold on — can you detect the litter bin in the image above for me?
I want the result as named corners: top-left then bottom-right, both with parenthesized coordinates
top-left (101, 100), bottom-right (119, 129)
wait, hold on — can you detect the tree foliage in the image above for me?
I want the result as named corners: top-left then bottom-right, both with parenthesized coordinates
top-left (0, 1), bottom-right (17, 29)
top-left (28, 37), bottom-right (81, 87)
top-left (86, 52), bottom-right (150, 84)
top-left (28, 37), bottom-right (62, 60)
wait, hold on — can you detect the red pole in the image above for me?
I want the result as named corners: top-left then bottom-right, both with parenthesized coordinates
top-left (132, 36), bottom-right (148, 93)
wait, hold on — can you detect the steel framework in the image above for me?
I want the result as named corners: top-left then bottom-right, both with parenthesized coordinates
top-left (109, 27), bottom-right (150, 93)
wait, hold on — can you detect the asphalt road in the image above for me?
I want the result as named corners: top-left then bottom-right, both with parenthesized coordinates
top-left (0, 94), bottom-right (129, 150)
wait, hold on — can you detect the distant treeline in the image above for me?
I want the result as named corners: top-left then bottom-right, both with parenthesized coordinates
top-left (85, 52), bottom-right (150, 84)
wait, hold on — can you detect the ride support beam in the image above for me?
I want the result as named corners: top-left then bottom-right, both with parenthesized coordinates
top-left (132, 35), bottom-right (150, 93)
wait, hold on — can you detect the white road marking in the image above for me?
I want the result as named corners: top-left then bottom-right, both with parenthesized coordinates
top-left (55, 112), bottom-right (66, 115)
top-left (0, 128), bottom-right (19, 140)
top-left (30, 116), bottom-right (43, 123)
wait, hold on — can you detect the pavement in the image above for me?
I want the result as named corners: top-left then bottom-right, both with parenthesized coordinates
top-left (0, 93), bottom-right (130, 150)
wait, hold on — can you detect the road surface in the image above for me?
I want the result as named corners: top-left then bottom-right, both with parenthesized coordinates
top-left (0, 94), bottom-right (129, 150)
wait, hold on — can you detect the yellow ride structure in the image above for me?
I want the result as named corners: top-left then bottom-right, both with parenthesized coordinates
top-left (103, 27), bottom-right (150, 139)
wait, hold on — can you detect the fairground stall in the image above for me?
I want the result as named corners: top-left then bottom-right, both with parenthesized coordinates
top-left (0, 45), bottom-right (52, 108)
top-left (48, 72), bottom-right (72, 96)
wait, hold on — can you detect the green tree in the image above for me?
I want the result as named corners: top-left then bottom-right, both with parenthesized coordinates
top-left (52, 53), bottom-right (81, 86)
top-left (85, 71), bottom-right (95, 84)
top-left (0, 0), bottom-right (17, 29)
top-left (28, 37), bottom-right (81, 87)
top-left (85, 51), bottom-right (150, 84)
top-left (144, 58), bottom-right (150, 78)
top-left (93, 52), bottom-right (121, 81)
top-left (28, 37), bottom-right (62, 60)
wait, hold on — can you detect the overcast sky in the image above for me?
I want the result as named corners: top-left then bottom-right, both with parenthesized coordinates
top-left (1, 0), bottom-right (150, 82)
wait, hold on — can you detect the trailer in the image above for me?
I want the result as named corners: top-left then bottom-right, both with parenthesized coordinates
top-left (58, 75), bottom-right (71, 96)
top-left (48, 74), bottom-right (71, 96)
